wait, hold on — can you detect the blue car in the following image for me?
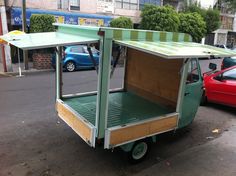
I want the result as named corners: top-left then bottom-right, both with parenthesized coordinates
top-left (52, 45), bottom-right (100, 72)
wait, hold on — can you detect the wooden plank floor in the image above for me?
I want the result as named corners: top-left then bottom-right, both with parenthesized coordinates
top-left (63, 92), bottom-right (173, 128)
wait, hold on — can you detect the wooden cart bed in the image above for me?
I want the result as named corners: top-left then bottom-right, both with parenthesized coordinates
top-left (62, 91), bottom-right (174, 128)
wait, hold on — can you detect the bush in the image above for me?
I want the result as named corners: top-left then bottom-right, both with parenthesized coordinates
top-left (140, 5), bottom-right (180, 32)
top-left (30, 14), bottom-right (55, 33)
top-left (110, 17), bottom-right (133, 29)
top-left (179, 12), bottom-right (206, 42)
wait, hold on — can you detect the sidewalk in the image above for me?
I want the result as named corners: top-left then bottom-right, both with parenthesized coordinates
top-left (137, 121), bottom-right (236, 176)
top-left (0, 62), bottom-right (53, 76)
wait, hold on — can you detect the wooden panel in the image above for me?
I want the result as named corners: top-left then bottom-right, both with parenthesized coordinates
top-left (56, 101), bottom-right (93, 145)
top-left (125, 48), bottom-right (183, 108)
top-left (109, 115), bottom-right (178, 146)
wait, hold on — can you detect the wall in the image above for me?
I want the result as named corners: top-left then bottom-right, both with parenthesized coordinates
top-left (114, 9), bottom-right (141, 23)
top-left (7, 0), bottom-right (58, 10)
top-left (80, 0), bottom-right (97, 13)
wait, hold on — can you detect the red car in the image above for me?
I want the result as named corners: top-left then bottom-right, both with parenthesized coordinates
top-left (202, 65), bottom-right (236, 107)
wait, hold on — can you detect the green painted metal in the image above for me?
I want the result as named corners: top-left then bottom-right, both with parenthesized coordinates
top-left (0, 24), bottom-right (100, 50)
top-left (56, 46), bottom-right (62, 100)
top-left (63, 92), bottom-right (173, 128)
top-left (96, 35), bottom-right (113, 138)
top-left (179, 59), bottom-right (203, 128)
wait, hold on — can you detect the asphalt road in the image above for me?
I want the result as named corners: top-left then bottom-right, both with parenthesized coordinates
top-left (0, 62), bottom-right (235, 176)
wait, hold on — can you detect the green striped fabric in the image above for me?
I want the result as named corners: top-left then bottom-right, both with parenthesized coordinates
top-left (100, 27), bottom-right (236, 58)
top-left (104, 28), bottom-right (192, 42)
top-left (115, 40), bottom-right (236, 59)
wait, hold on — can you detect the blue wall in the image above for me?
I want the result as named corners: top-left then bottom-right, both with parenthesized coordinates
top-left (11, 7), bottom-right (113, 27)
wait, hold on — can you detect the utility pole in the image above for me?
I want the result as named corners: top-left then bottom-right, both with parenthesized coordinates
top-left (22, 0), bottom-right (28, 70)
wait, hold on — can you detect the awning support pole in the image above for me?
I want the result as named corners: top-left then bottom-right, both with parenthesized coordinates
top-left (16, 48), bottom-right (23, 77)
top-left (56, 46), bottom-right (63, 99)
top-left (87, 45), bottom-right (98, 74)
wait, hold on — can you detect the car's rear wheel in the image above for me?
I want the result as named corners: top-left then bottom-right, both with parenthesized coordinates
top-left (66, 61), bottom-right (76, 72)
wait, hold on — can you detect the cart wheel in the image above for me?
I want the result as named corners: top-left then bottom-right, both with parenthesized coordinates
top-left (128, 140), bottom-right (150, 163)
top-left (66, 61), bottom-right (76, 72)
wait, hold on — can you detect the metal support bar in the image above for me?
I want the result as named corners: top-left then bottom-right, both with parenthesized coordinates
top-left (87, 45), bottom-right (98, 74)
top-left (110, 46), bottom-right (122, 78)
top-left (56, 46), bottom-right (63, 99)
top-left (96, 37), bottom-right (112, 139)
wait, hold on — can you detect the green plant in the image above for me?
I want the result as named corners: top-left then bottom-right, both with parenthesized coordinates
top-left (30, 14), bottom-right (56, 54)
top-left (179, 12), bottom-right (206, 42)
top-left (140, 4), bottom-right (180, 32)
top-left (110, 17), bottom-right (133, 29)
top-left (183, 3), bottom-right (220, 34)
top-left (30, 14), bottom-right (55, 33)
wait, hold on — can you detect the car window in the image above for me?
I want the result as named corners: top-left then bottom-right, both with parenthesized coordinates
top-left (70, 46), bottom-right (83, 53)
top-left (186, 59), bottom-right (200, 84)
top-left (222, 68), bottom-right (236, 80)
top-left (83, 46), bottom-right (98, 54)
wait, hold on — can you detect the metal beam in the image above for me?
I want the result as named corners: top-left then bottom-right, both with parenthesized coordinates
top-left (96, 37), bottom-right (112, 139)
top-left (56, 46), bottom-right (63, 99)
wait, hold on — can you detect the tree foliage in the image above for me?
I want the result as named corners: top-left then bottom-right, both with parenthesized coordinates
top-left (183, 3), bottom-right (220, 34)
top-left (224, 0), bottom-right (236, 10)
top-left (30, 14), bottom-right (55, 33)
top-left (179, 12), bottom-right (206, 42)
top-left (140, 5), bottom-right (180, 32)
top-left (110, 17), bottom-right (133, 29)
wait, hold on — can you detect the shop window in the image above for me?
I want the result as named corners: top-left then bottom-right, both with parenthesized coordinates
top-left (115, 0), bottom-right (138, 10)
top-left (70, 0), bottom-right (80, 11)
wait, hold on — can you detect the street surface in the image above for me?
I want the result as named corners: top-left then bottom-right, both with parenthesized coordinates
top-left (0, 59), bottom-right (236, 176)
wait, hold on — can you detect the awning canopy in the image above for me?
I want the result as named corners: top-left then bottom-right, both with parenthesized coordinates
top-left (0, 31), bottom-right (99, 50)
top-left (115, 40), bottom-right (236, 59)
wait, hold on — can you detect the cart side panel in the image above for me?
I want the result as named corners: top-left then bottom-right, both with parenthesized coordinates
top-left (105, 113), bottom-right (178, 148)
top-left (56, 100), bottom-right (96, 147)
top-left (125, 48), bottom-right (183, 108)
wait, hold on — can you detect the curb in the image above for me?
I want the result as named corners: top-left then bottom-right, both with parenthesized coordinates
top-left (0, 69), bottom-right (54, 77)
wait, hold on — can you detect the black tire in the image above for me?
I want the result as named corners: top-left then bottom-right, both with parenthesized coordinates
top-left (65, 61), bottom-right (76, 72)
top-left (200, 91), bottom-right (207, 106)
top-left (128, 140), bottom-right (150, 164)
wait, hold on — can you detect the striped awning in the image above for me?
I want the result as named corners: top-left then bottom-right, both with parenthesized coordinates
top-left (115, 40), bottom-right (236, 59)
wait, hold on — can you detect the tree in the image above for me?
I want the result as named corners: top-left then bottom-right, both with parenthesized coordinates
top-left (183, 3), bottom-right (220, 34)
top-left (179, 12), bottom-right (206, 42)
top-left (224, 0), bottom-right (236, 10)
top-left (140, 4), bottom-right (180, 32)
top-left (110, 17), bottom-right (133, 29)
top-left (205, 9), bottom-right (220, 34)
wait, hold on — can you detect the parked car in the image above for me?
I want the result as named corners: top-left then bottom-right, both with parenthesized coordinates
top-left (214, 44), bottom-right (229, 50)
top-left (51, 45), bottom-right (100, 72)
top-left (221, 56), bottom-right (236, 70)
top-left (201, 64), bottom-right (236, 107)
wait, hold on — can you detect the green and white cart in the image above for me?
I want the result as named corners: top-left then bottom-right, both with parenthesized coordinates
top-left (1, 24), bottom-right (236, 162)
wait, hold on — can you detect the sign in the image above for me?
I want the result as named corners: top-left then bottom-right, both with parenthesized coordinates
top-left (11, 7), bottom-right (112, 27)
top-left (78, 18), bottom-right (104, 26)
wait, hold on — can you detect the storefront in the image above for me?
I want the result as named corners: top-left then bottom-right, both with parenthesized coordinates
top-left (11, 7), bottom-right (113, 28)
